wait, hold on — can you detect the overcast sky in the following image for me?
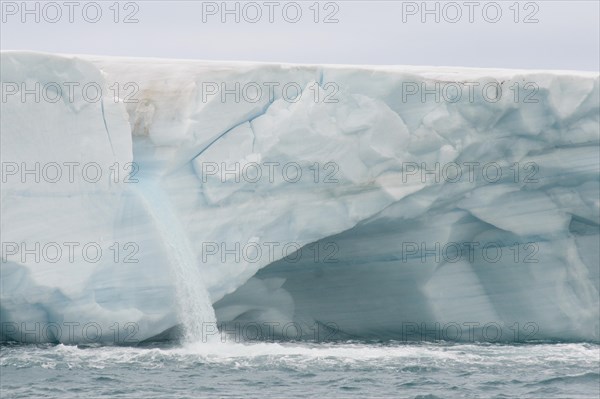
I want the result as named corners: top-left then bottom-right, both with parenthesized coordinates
top-left (1, 0), bottom-right (599, 71)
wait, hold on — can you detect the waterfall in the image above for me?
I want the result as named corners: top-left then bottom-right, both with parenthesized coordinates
top-left (134, 177), bottom-right (216, 343)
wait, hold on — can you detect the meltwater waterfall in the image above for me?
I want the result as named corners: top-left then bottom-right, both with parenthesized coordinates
top-left (134, 178), bottom-right (216, 343)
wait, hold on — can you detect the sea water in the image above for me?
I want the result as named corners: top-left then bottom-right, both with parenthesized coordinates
top-left (1, 340), bottom-right (598, 398)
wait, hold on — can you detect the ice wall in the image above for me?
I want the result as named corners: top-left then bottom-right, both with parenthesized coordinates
top-left (1, 52), bottom-right (598, 343)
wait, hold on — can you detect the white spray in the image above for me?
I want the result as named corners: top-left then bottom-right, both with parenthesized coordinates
top-left (134, 178), bottom-right (216, 343)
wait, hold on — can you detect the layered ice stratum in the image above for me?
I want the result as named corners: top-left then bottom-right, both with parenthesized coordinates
top-left (1, 52), bottom-right (599, 343)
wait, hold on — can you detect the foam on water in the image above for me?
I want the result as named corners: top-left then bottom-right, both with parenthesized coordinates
top-left (1, 341), bottom-right (598, 398)
top-left (2, 341), bottom-right (598, 369)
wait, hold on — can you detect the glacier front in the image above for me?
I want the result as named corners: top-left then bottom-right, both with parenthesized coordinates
top-left (1, 52), bottom-right (599, 344)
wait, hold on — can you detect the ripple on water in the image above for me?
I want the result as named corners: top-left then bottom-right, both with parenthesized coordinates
top-left (1, 341), bottom-right (598, 398)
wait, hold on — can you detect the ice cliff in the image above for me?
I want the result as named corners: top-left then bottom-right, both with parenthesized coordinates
top-left (1, 52), bottom-right (599, 343)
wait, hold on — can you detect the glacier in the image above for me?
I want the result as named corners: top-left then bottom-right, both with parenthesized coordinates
top-left (0, 51), bottom-right (598, 343)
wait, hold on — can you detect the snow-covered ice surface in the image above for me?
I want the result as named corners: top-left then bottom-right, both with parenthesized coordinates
top-left (1, 51), bottom-right (599, 344)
